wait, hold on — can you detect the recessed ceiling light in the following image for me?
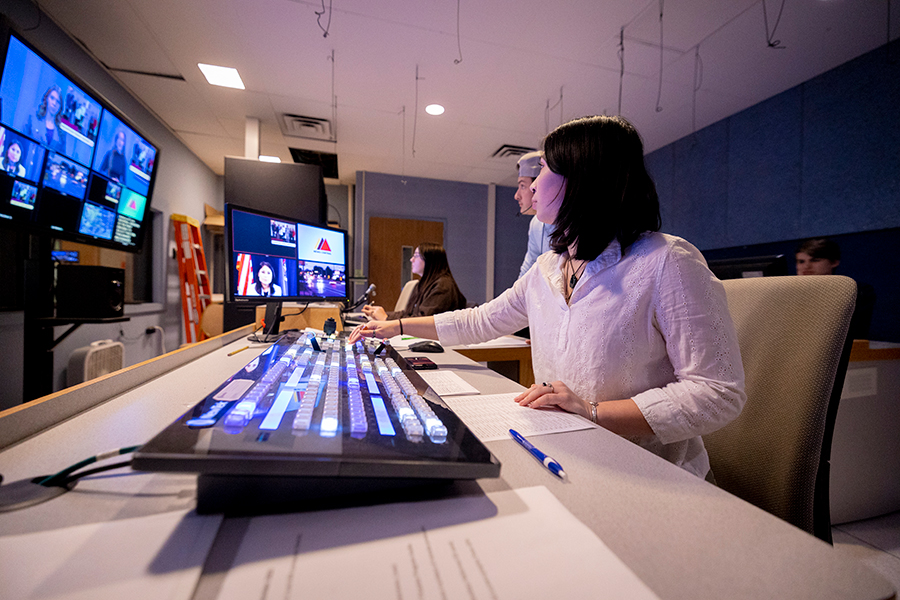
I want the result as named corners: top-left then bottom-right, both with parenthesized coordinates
top-left (425, 104), bottom-right (445, 115)
top-left (258, 155), bottom-right (281, 163)
top-left (197, 63), bottom-right (245, 89)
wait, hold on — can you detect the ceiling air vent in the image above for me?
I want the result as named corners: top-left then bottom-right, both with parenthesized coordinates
top-left (280, 113), bottom-right (335, 142)
top-left (491, 144), bottom-right (537, 158)
top-left (290, 148), bottom-right (339, 180)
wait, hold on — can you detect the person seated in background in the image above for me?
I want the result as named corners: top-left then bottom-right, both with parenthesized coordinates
top-left (362, 242), bottom-right (466, 321)
top-left (515, 150), bottom-right (553, 278)
top-left (351, 115), bottom-right (746, 480)
top-left (795, 238), bottom-right (841, 275)
top-left (246, 261), bottom-right (282, 297)
top-left (796, 238), bottom-right (875, 340)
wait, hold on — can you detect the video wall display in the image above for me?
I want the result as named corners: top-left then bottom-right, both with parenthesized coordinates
top-left (227, 205), bottom-right (348, 302)
top-left (0, 33), bottom-right (158, 251)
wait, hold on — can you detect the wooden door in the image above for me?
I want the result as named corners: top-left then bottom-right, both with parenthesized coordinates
top-left (368, 217), bottom-right (443, 311)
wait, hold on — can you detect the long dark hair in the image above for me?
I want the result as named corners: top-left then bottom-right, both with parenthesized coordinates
top-left (543, 115), bottom-right (661, 261)
top-left (409, 242), bottom-right (459, 304)
top-left (254, 260), bottom-right (277, 295)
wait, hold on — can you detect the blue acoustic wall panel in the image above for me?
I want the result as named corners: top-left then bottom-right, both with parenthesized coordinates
top-left (644, 144), bottom-right (674, 234)
top-left (357, 171), bottom-right (488, 304)
top-left (669, 120), bottom-right (730, 249)
top-left (801, 47), bottom-right (900, 236)
top-left (727, 88), bottom-right (803, 245)
top-left (494, 184), bottom-right (531, 298)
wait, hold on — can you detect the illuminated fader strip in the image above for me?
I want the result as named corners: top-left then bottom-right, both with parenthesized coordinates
top-left (224, 340), bottom-right (304, 428)
top-left (385, 358), bottom-right (448, 442)
top-left (345, 342), bottom-right (367, 434)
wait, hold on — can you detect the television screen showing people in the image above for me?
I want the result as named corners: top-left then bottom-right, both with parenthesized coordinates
top-left (229, 206), bottom-right (347, 302)
top-left (0, 33), bottom-right (158, 251)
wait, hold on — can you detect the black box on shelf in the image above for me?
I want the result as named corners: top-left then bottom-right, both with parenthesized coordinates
top-left (56, 265), bottom-right (125, 319)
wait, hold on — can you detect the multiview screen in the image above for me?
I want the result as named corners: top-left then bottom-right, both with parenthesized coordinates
top-left (0, 32), bottom-right (158, 251)
top-left (227, 204), bottom-right (348, 303)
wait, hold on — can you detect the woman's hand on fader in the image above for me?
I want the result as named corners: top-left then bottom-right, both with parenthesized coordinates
top-left (348, 320), bottom-right (399, 344)
top-left (361, 305), bottom-right (388, 321)
top-left (513, 380), bottom-right (590, 420)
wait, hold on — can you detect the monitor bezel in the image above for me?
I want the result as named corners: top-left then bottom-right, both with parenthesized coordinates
top-left (0, 28), bottom-right (160, 253)
top-left (225, 202), bottom-right (349, 305)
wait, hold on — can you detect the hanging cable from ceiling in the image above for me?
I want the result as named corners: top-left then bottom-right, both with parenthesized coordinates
top-left (544, 87), bottom-right (564, 135)
top-left (315, 0), bottom-right (333, 38)
top-left (412, 65), bottom-right (422, 158)
top-left (655, 0), bottom-right (664, 112)
top-left (692, 45), bottom-right (703, 136)
top-left (617, 27), bottom-right (625, 115)
top-left (762, 0), bottom-right (786, 49)
top-left (328, 49), bottom-right (337, 141)
top-left (453, 0), bottom-right (463, 64)
top-left (399, 106), bottom-right (407, 183)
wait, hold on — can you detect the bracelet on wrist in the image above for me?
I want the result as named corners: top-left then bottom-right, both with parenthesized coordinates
top-left (589, 400), bottom-right (600, 424)
top-left (399, 319), bottom-right (404, 335)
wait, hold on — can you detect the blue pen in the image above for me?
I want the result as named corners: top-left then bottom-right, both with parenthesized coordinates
top-left (509, 429), bottom-right (567, 480)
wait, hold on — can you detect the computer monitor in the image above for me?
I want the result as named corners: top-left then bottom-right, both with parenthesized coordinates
top-left (0, 31), bottom-right (159, 252)
top-left (225, 203), bottom-right (348, 334)
top-left (707, 254), bottom-right (789, 280)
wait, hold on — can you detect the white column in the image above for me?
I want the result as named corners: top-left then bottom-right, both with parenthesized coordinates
top-left (244, 117), bottom-right (260, 159)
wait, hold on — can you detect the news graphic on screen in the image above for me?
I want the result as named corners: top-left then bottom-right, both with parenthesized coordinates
top-left (227, 204), bottom-right (348, 303)
top-left (92, 110), bottom-right (156, 196)
top-left (0, 32), bottom-right (159, 251)
top-left (9, 180), bottom-right (37, 210)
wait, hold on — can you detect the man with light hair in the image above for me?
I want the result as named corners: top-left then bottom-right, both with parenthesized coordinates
top-left (515, 151), bottom-right (553, 278)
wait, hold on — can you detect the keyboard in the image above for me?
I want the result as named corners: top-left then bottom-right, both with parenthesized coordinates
top-left (133, 330), bottom-right (500, 487)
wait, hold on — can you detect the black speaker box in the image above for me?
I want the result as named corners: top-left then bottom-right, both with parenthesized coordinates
top-left (56, 265), bottom-right (125, 319)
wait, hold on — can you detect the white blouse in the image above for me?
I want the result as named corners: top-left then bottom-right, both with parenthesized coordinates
top-left (434, 232), bottom-right (746, 477)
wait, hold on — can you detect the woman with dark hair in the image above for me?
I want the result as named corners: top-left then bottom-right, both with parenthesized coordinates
top-left (26, 85), bottom-right (67, 153)
top-left (351, 115), bottom-right (745, 479)
top-left (0, 141), bottom-right (26, 176)
top-left (247, 261), bottom-right (282, 297)
top-left (362, 242), bottom-right (467, 320)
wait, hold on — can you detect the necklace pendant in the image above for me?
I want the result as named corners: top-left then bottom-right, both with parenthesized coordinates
top-left (570, 273), bottom-right (578, 288)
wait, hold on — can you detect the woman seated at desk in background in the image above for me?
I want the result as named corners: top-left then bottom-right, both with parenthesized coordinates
top-left (351, 115), bottom-right (746, 479)
top-left (362, 242), bottom-right (467, 321)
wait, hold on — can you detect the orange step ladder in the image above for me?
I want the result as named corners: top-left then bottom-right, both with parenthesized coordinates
top-left (171, 214), bottom-right (211, 344)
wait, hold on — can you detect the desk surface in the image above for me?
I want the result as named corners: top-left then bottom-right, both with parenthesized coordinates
top-left (0, 338), bottom-right (894, 600)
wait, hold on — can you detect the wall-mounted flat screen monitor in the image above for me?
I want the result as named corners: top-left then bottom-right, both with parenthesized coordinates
top-left (226, 203), bottom-right (348, 305)
top-left (0, 32), bottom-right (158, 252)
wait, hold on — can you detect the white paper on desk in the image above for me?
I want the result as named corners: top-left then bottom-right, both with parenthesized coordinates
top-left (417, 370), bottom-right (481, 396)
top-left (458, 335), bottom-right (530, 349)
top-left (444, 393), bottom-right (595, 442)
top-left (0, 509), bottom-right (221, 600)
top-left (216, 486), bottom-right (659, 600)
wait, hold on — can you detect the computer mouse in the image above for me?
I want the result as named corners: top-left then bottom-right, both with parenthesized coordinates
top-left (408, 340), bottom-right (444, 353)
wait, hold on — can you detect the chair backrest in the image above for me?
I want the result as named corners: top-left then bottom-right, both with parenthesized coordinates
top-left (394, 279), bottom-right (419, 312)
top-left (704, 275), bottom-right (856, 542)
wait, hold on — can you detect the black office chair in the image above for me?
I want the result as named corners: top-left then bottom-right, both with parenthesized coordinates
top-left (703, 275), bottom-right (856, 543)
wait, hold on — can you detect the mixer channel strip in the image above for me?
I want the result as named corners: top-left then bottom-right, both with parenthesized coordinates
top-left (209, 333), bottom-right (448, 444)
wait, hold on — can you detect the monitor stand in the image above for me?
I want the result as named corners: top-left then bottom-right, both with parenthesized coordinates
top-left (259, 301), bottom-right (283, 342)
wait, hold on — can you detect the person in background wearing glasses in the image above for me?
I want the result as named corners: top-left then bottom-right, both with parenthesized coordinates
top-left (362, 242), bottom-right (467, 321)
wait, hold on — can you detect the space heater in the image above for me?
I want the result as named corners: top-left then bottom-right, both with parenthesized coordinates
top-left (67, 340), bottom-right (125, 386)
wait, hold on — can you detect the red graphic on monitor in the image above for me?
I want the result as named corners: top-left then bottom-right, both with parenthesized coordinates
top-left (316, 238), bottom-right (331, 252)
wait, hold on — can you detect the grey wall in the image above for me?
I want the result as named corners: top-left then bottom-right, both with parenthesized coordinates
top-left (494, 185), bottom-right (531, 297)
top-left (0, 0), bottom-right (221, 408)
top-left (355, 171), bottom-right (507, 305)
